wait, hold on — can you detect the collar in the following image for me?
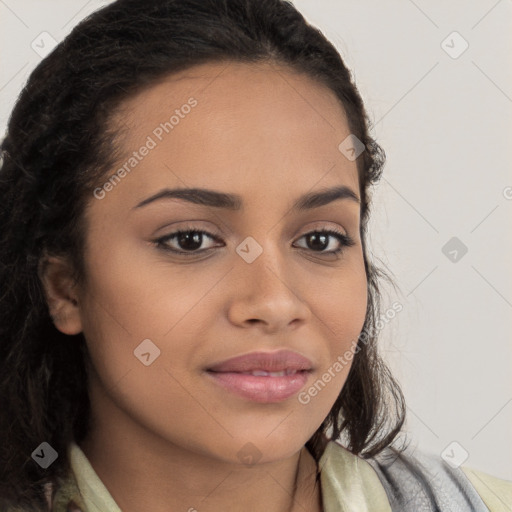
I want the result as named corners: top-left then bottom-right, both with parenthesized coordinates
top-left (49, 440), bottom-right (391, 512)
top-left (318, 440), bottom-right (392, 512)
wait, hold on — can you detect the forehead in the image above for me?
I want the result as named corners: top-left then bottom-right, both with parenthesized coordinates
top-left (99, 60), bottom-right (359, 214)
top-left (115, 59), bottom-right (348, 126)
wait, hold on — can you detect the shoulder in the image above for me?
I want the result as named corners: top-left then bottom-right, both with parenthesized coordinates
top-left (362, 442), bottom-right (512, 512)
top-left (462, 466), bottom-right (512, 512)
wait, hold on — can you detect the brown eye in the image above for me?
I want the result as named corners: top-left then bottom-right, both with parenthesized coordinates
top-left (294, 229), bottom-right (355, 255)
top-left (156, 229), bottom-right (221, 255)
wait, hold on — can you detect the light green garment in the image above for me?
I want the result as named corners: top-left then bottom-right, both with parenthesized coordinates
top-left (68, 443), bottom-right (121, 512)
top-left (66, 441), bottom-right (512, 512)
top-left (462, 467), bottom-right (512, 512)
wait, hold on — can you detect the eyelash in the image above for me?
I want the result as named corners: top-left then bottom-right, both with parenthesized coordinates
top-left (154, 226), bottom-right (356, 257)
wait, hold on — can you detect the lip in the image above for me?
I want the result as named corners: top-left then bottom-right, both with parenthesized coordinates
top-left (206, 349), bottom-right (313, 373)
top-left (205, 349), bottom-right (313, 403)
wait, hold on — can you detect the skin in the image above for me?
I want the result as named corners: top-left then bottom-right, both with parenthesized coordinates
top-left (40, 60), bottom-right (368, 512)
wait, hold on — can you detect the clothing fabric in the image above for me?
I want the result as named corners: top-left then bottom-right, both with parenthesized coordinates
top-left (319, 441), bottom-right (511, 511)
top-left (12, 440), bottom-right (512, 511)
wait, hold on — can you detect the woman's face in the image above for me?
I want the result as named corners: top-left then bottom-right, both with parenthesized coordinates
top-left (76, 61), bottom-right (367, 464)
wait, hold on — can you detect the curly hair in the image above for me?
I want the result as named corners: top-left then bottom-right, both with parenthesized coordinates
top-left (0, 0), bottom-right (406, 509)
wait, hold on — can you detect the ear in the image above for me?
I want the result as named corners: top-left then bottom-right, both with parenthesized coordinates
top-left (38, 254), bottom-right (83, 335)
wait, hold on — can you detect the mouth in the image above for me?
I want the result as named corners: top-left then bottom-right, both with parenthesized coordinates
top-left (204, 349), bottom-right (313, 403)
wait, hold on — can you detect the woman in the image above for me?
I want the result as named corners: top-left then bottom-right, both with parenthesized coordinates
top-left (0, 0), bottom-right (510, 510)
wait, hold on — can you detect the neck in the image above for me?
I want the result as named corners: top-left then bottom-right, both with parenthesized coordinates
top-left (79, 379), bottom-right (323, 512)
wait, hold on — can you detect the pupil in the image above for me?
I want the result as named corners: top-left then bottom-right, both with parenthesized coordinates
top-left (308, 233), bottom-right (327, 251)
top-left (178, 231), bottom-right (202, 251)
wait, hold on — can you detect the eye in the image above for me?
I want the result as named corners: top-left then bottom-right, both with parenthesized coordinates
top-left (155, 229), bottom-right (221, 255)
top-left (293, 229), bottom-right (356, 255)
top-left (154, 227), bottom-right (355, 257)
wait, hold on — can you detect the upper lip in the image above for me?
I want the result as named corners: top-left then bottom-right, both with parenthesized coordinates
top-left (206, 349), bottom-right (313, 373)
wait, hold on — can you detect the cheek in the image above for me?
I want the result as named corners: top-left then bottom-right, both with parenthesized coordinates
top-left (79, 230), bottom-right (211, 341)
top-left (77, 253), bottom-right (206, 442)
top-left (77, 235), bottom-right (231, 408)
top-left (77, 238), bottom-right (164, 389)
top-left (296, 257), bottom-right (367, 416)
top-left (309, 254), bottom-right (368, 346)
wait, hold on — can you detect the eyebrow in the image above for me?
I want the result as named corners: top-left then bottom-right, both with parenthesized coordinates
top-left (133, 185), bottom-right (360, 211)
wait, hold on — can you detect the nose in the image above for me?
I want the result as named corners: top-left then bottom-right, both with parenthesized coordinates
top-left (226, 243), bottom-right (311, 333)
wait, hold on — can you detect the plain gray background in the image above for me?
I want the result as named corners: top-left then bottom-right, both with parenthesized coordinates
top-left (1, 0), bottom-right (511, 480)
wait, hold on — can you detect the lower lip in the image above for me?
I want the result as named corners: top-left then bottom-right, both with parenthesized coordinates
top-left (205, 370), bottom-right (311, 403)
